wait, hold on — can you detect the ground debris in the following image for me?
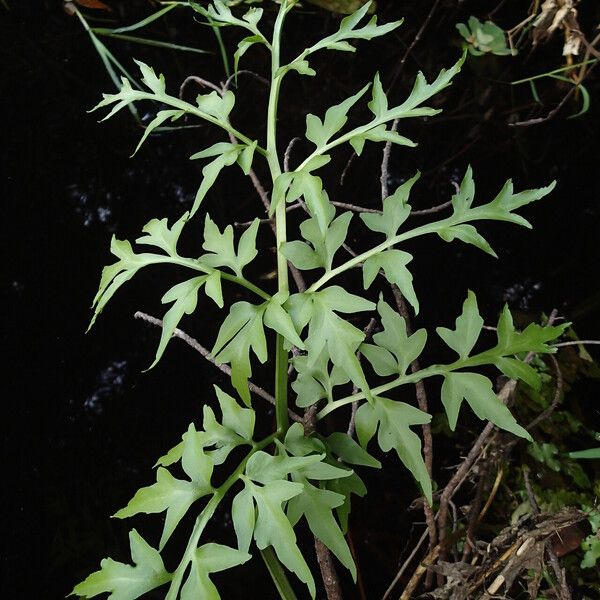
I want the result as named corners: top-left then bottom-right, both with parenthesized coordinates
top-left (417, 508), bottom-right (586, 600)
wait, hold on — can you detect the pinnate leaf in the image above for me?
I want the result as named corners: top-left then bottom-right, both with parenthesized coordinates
top-left (89, 238), bottom-right (170, 329)
top-left (211, 301), bottom-right (267, 406)
top-left (494, 357), bottom-right (541, 390)
top-left (201, 214), bottom-right (259, 277)
top-left (323, 432), bottom-right (381, 468)
top-left (356, 396), bottom-right (432, 502)
top-left (494, 305), bottom-right (567, 355)
top-left (71, 529), bottom-right (170, 600)
top-left (238, 478), bottom-right (315, 598)
top-left (361, 297), bottom-right (427, 375)
top-left (308, 2), bottom-right (402, 56)
top-left (291, 348), bottom-right (349, 408)
top-left (148, 275), bottom-right (218, 369)
top-left (190, 146), bottom-right (240, 216)
top-left (349, 123), bottom-right (416, 155)
top-left (180, 543), bottom-right (251, 600)
top-left (114, 424), bottom-right (214, 550)
top-left (360, 172), bottom-right (418, 237)
top-left (294, 287), bottom-right (375, 401)
top-left (436, 290), bottom-right (483, 359)
top-left (305, 83), bottom-right (370, 148)
top-left (438, 224), bottom-right (497, 257)
top-left (441, 372), bottom-right (531, 439)
top-left (363, 250), bottom-right (419, 314)
top-left (287, 479), bottom-right (356, 580)
top-left (136, 212), bottom-right (188, 256)
top-left (285, 209), bottom-right (352, 272)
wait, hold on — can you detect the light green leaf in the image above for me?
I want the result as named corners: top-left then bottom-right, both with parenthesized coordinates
top-left (292, 171), bottom-right (332, 235)
top-left (287, 478), bottom-right (356, 580)
top-left (231, 487), bottom-right (256, 553)
top-left (494, 357), bottom-right (541, 390)
top-left (201, 214), bottom-right (259, 277)
top-left (436, 290), bottom-right (483, 359)
top-left (438, 224), bottom-right (497, 258)
top-left (246, 450), bottom-right (324, 484)
top-left (349, 123), bottom-right (416, 155)
top-left (359, 343), bottom-right (398, 376)
top-left (190, 147), bottom-right (240, 217)
top-left (246, 479), bottom-right (315, 598)
top-left (193, 1), bottom-right (266, 40)
top-left (284, 422), bottom-right (327, 457)
top-left (237, 141), bottom-right (257, 175)
top-left (149, 276), bottom-right (207, 369)
top-left (306, 83), bottom-right (370, 148)
top-left (457, 17), bottom-right (514, 56)
top-left (363, 297), bottom-right (427, 375)
top-left (281, 241), bottom-right (321, 270)
top-left (277, 59), bottom-right (317, 77)
top-left (306, 2), bottom-right (402, 57)
top-left (202, 405), bottom-right (244, 465)
top-left (300, 288), bottom-right (375, 401)
top-left (291, 348), bottom-right (350, 408)
top-left (181, 543), bottom-right (251, 600)
top-left (581, 533), bottom-right (600, 569)
top-left (291, 209), bottom-right (352, 272)
top-left (494, 305), bottom-right (567, 355)
top-left (360, 172), bottom-right (419, 237)
top-left (211, 301), bottom-right (267, 406)
top-left (132, 109), bottom-right (183, 156)
top-left (480, 179), bottom-right (556, 228)
top-left (323, 432), bottom-right (381, 468)
top-left (363, 250), bottom-right (419, 314)
top-left (367, 72), bottom-right (387, 118)
top-left (441, 372), bottom-right (531, 440)
top-left (264, 299), bottom-right (305, 349)
top-left (270, 171), bottom-right (295, 215)
top-left (567, 448), bottom-right (600, 460)
top-left (195, 156), bottom-right (238, 217)
top-left (387, 54), bottom-right (465, 120)
top-left (196, 89), bottom-right (235, 121)
top-left (356, 396), bottom-right (432, 502)
top-left (234, 35), bottom-right (265, 77)
top-left (135, 60), bottom-right (166, 95)
top-left (136, 212), bottom-right (188, 256)
top-left (450, 165), bottom-right (475, 216)
top-left (327, 471), bottom-right (367, 533)
top-left (204, 271), bottom-right (224, 308)
top-left (89, 238), bottom-right (169, 330)
top-left (114, 424), bottom-right (214, 550)
top-left (71, 529), bottom-right (171, 600)
top-left (214, 386), bottom-right (255, 441)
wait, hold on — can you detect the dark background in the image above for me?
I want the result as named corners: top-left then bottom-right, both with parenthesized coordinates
top-left (3, 1), bottom-right (600, 598)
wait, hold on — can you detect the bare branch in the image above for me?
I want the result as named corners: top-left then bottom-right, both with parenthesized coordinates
top-left (134, 311), bottom-right (303, 424)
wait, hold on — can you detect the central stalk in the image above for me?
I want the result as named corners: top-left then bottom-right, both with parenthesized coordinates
top-left (267, 1), bottom-right (291, 434)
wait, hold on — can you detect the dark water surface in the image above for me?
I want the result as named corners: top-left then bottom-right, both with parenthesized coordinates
top-left (4, 1), bottom-right (600, 598)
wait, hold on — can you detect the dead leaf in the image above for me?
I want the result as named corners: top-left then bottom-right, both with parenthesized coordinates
top-left (74, 0), bottom-right (113, 11)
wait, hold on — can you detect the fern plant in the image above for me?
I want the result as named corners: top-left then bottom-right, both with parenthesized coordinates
top-left (72, 1), bottom-right (567, 598)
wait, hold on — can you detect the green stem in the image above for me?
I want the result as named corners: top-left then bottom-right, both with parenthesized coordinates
top-left (315, 352), bottom-right (503, 420)
top-left (170, 257), bottom-right (271, 300)
top-left (317, 366), bottom-right (447, 420)
top-left (267, 1), bottom-right (291, 436)
top-left (307, 205), bottom-right (509, 293)
top-left (261, 546), bottom-right (299, 600)
top-left (308, 218), bottom-right (453, 292)
top-left (211, 22), bottom-right (231, 78)
top-left (165, 433), bottom-right (277, 599)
